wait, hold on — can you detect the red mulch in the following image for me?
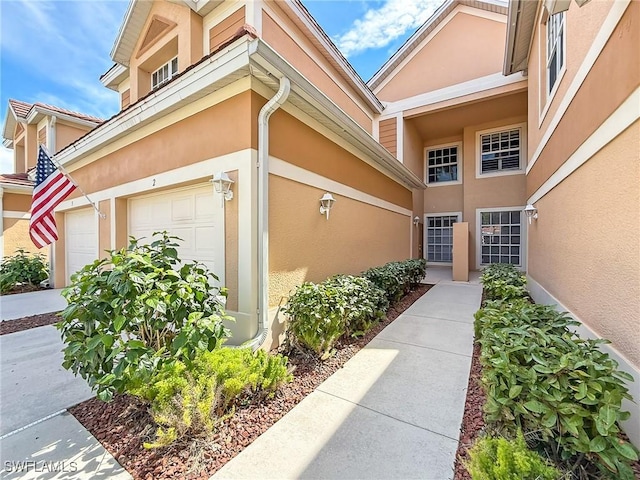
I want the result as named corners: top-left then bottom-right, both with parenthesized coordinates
top-left (1, 285), bottom-right (48, 295)
top-left (69, 284), bottom-right (433, 480)
top-left (453, 342), bottom-right (485, 479)
top-left (0, 312), bottom-right (60, 335)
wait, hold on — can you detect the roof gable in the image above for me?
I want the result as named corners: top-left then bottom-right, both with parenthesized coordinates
top-left (368, 0), bottom-right (508, 92)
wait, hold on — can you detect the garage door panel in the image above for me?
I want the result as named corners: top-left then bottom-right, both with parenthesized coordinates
top-left (129, 186), bottom-right (223, 283)
top-left (65, 209), bottom-right (97, 284)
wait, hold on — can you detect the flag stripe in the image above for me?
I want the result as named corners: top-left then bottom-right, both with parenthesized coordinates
top-left (29, 146), bottom-right (76, 249)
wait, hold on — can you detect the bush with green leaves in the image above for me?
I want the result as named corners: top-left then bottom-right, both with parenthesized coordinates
top-left (362, 257), bottom-right (426, 303)
top-left (0, 248), bottom-right (48, 293)
top-left (133, 347), bottom-right (292, 448)
top-left (475, 301), bottom-right (638, 478)
top-left (480, 263), bottom-right (527, 301)
top-left (465, 431), bottom-right (561, 480)
top-left (283, 275), bottom-right (388, 359)
top-left (57, 233), bottom-right (233, 401)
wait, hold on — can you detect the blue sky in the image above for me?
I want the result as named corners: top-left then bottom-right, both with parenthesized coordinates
top-left (0, 0), bottom-right (445, 172)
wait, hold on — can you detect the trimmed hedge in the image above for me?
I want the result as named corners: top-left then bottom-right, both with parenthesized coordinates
top-left (475, 264), bottom-right (638, 479)
top-left (479, 263), bottom-right (527, 301)
top-left (363, 258), bottom-right (426, 303)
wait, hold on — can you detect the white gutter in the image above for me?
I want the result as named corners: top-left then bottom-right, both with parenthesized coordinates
top-left (249, 77), bottom-right (291, 350)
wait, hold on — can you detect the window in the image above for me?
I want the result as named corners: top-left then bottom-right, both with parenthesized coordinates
top-left (547, 12), bottom-right (565, 95)
top-left (426, 214), bottom-right (460, 263)
top-left (479, 128), bottom-right (522, 175)
top-left (426, 144), bottom-right (460, 185)
top-left (151, 57), bottom-right (178, 90)
top-left (479, 210), bottom-right (523, 266)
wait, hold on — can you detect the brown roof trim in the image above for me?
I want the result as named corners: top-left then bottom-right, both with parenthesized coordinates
top-left (0, 172), bottom-right (33, 187)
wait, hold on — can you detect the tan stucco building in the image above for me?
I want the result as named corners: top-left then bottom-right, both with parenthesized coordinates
top-left (2, 0), bottom-right (637, 444)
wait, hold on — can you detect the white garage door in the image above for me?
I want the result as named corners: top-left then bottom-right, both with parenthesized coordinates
top-left (128, 185), bottom-right (224, 283)
top-left (65, 208), bottom-right (97, 284)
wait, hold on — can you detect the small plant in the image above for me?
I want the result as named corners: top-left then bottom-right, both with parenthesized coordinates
top-left (57, 233), bottom-right (233, 401)
top-left (0, 248), bottom-right (48, 293)
top-left (475, 300), bottom-right (638, 478)
top-left (465, 431), bottom-right (561, 480)
top-left (363, 258), bottom-right (426, 303)
top-left (480, 263), bottom-right (527, 301)
top-left (134, 347), bottom-right (292, 448)
top-left (283, 275), bottom-right (387, 359)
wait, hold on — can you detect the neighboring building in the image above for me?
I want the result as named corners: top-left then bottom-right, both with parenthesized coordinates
top-left (504, 0), bottom-right (639, 445)
top-left (1, 100), bottom-right (102, 260)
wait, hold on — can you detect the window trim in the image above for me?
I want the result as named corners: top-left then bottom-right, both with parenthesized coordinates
top-left (475, 206), bottom-right (527, 271)
top-left (538, 10), bottom-right (567, 126)
top-left (475, 123), bottom-right (527, 179)
top-left (151, 56), bottom-right (178, 90)
top-left (423, 141), bottom-right (463, 187)
top-left (424, 211), bottom-right (462, 266)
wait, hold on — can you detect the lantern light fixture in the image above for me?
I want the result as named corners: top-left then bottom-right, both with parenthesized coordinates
top-left (212, 171), bottom-right (234, 204)
top-left (319, 193), bottom-right (335, 220)
top-left (524, 204), bottom-right (538, 224)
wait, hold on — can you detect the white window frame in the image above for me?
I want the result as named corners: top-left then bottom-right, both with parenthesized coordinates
top-left (424, 212), bottom-right (462, 266)
top-left (475, 206), bottom-right (526, 271)
top-left (539, 10), bottom-right (567, 125)
top-left (151, 56), bottom-right (178, 90)
top-left (475, 123), bottom-right (527, 178)
top-left (423, 142), bottom-right (463, 187)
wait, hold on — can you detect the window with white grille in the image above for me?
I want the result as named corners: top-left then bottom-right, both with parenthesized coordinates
top-left (151, 57), bottom-right (178, 90)
top-left (479, 128), bottom-right (522, 175)
top-left (479, 210), bottom-right (522, 266)
top-left (425, 144), bottom-right (460, 185)
top-left (547, 12), bottom-right (565, 95)
top-left (425, 214), bottom-right (460, 263)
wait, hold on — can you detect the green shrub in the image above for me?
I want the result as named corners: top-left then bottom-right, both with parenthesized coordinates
top-left (363, 258), bottom-right (426, 303)
top-left (480, 263), bottom-right (527, 301)
top-left (134, 347), bottom-right (292, 448)
top-left (0, 248), bottom-right (48, 293)
top-left (57, 232), bottom-right (233, 401)
top-left (283, 275), bottom-right (387, 359)
top-left (475, 301), bottom-right (638, 478)
top-left (466, 431), bottom-right (561, 480)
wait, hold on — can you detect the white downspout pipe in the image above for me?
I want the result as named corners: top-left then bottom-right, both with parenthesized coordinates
top-left (249, 77), bottom-right (290, 349)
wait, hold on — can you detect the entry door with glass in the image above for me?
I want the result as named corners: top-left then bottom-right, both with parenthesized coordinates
top-left (425, 213), bottom-right (461, 264)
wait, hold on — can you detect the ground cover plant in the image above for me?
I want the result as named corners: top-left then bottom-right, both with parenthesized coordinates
top-left (467, 263), bottom-right (639, 480)
top-left (363, 257), bottom-right (427, 303)
top-left (0, 248), bottom-right (48, 294)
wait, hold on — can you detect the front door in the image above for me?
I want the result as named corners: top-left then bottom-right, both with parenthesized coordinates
top-left (424, 213), bottom-right (461, 265)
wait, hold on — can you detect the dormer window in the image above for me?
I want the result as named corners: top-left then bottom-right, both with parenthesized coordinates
top-left (151, 57), bottom-right (178, 90)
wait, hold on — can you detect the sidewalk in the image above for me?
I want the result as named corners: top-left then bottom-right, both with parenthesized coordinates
top-left (0, 289), bottom-right (67, 320)
top-left (214, 280), bottom-right (482, 480)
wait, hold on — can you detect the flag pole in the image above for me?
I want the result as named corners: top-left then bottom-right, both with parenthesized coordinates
top-left (40, 145), bottom-right (106, 219)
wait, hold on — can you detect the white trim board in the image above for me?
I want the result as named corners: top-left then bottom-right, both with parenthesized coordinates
top-left (381, 72), bottom-right (526, 117)
top-left (268, 157), bottom-right (413, 217)
top-left (527, 0), bottom-right (631, 174)
top-left (527, 274), bottom-right (640, 447)
top-left (528, 87), bottom-right (639, 205)
top-left (3, 211), bottom-right (30, 219)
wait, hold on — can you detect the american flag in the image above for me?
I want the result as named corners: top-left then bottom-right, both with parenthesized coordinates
top-left (29, 146), bottom-right (76, 248)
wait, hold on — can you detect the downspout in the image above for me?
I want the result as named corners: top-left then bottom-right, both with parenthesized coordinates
top-left (48, 116), bottom-right (56, 287)
top-left (249, 76), bottom-right (291, 350)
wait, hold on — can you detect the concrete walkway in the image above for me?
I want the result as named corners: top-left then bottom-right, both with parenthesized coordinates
top-left (0, 288), bottom-right (67, 320)
top-left (214, 281), bottom-right (482, 480)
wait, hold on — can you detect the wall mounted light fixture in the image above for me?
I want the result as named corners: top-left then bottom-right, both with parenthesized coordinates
top-left (524, 204), bottom-right (538, 224)
top-left (212, 171), bottom-right (234, 205)
top-left (319, 193), bottom-right (335, 220)
top-left (413, 216), bottom-right (420, 227)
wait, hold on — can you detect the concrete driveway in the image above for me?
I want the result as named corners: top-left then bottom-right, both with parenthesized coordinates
top-left (0, 325), bottom-right (93, 436)
top-left (1, 289), bottom-right (67, 320)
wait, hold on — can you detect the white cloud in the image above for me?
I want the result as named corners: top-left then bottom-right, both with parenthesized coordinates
top-left (1, 0), bottom-right (125, 119)
top-left (0, 147), bottom-right (14, 173)
top-left (335, 0), bottom-right (445, 57)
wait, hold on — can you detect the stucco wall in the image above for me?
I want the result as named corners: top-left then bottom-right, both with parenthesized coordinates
top-left (528, 121), bottom-right (640, 369)
top-left (377, 11), bottom-right (506, 102)
top-left (55, 122), bottom-right (92, 153)
top-left (268, 174), bottom-right (411, 306)
top-left (528, 1), bottom-right (639, 197)
top-left (3, 218), bottom-right (41, 256)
